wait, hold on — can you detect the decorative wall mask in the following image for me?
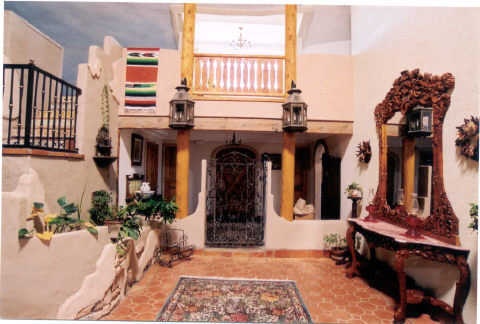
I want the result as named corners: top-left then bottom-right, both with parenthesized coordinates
top-left (455, 116), bottom-right (479, 161)
top-left (356, 141), bottom-right (372, 163)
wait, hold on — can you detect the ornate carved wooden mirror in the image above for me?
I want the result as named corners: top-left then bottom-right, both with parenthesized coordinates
top-left (370, 69), bottom-right (459, 245)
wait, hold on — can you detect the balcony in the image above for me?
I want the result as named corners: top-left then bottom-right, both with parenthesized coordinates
top-left (2, 63), bottom-right (81, 153)
top-left (192, 54), bottom-right (285, 101)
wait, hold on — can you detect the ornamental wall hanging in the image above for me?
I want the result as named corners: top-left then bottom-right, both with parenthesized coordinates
top-left (455, 116), bottom-right (479, 161)
top-left (356, 140), bottom-right (372, 163)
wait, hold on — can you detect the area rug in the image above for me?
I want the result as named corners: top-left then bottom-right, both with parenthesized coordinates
top-left (156, 276), bottom-right (312, 323)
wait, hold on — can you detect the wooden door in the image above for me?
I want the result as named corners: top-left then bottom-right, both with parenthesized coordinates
top-left (163, 144), bottom-right (177, 200)
top-left (321, 154), bottom-right (341, 220)
top-left (146, 142), bottom-right (159, 193)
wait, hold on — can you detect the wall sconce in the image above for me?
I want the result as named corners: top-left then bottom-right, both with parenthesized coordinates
top-left (282, 80), bottom-right (308, 132)
top-left (407, 106), bottom-right (432, 137)
top-left (169, 78), bottom-right (195, 129)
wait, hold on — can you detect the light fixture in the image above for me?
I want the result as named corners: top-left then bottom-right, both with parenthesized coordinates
top-left (282, 80), bottom-right (308, 132)
top-left (230, 27), bottom-right (252, 50)
top-left (169, 78), bottom-right (195, 129)
top-left (406, 106), bottom-right (432, 137)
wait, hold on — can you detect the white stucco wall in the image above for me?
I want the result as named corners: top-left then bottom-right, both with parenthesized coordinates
top-left (347, 6), bottom-right (479, 322)
top-left (3, 10), bottom-right (63, 77)
top-left (171, 139), bottom-right (347, 250)
top-left (2, 35), bottom-right (123, 216)
top-left (0, 169), bottom-right (112, 319)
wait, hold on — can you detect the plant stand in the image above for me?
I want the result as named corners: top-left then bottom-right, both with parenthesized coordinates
top-left (155, 228), bottom-right (194, 268)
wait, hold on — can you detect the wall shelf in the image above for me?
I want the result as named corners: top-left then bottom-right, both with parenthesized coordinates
top-left (93, 156), bottom-right (117, 168)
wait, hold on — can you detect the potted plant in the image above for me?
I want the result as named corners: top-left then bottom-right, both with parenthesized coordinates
top-left (88, 190), bottom-right (113, 225)
top-left (345, 182), bottom-right (363, 199)
top-left (323, 233), bottom-right (349, 265)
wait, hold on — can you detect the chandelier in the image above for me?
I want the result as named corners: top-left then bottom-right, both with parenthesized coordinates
top-left (230, 27), bottom-right (252, 50)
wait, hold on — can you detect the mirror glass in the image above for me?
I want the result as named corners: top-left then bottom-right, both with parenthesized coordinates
top-left (386, 134), bottom-right (433, 218)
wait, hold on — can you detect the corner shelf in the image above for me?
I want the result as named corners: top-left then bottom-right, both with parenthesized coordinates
top-left (93, 156), bottom-right (117, 168)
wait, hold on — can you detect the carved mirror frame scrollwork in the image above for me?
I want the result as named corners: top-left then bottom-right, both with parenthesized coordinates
top-left (371, 69), bottom-right (459, 245)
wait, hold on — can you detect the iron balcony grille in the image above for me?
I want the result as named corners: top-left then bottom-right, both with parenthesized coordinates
top-left (3, 63), bottom-right (82, 153)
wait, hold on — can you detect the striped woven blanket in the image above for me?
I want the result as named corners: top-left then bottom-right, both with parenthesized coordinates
top-left (125, 48), bottom-right (159, 110)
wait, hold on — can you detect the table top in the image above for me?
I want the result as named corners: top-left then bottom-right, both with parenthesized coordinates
top-left (349, 218), bottom-right (469, 252)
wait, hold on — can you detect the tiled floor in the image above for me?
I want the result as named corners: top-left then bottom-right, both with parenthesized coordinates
top-left (101, 255), bottom-right (438, 324)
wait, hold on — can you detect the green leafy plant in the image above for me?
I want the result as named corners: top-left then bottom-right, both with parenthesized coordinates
top-left (47, 197), bottom-right (98, 235)
top-left (323, 233), bottom-right (347, 250)
top-left (159, 198), bottom-right (178, 224)
top-left (18, 228), bottom-right (33, 239)
top-left (115, 201), bottom-right (143, 255)
top-left (89, 190), bottom-right (113, 225)
top-left (135, 195), bottom-right (178, 224)
top-left (469, 203), bottom-right (478, 231)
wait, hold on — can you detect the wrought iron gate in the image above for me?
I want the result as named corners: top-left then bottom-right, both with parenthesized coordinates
top-left (206, 148), bottom-right (265, 247)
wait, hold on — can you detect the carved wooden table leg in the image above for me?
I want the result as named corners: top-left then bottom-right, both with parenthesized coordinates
top-left (394, 250), bottom-right (408, 324)
top-left (453, 255), bottom-right (471, 324)
top-left (368, 242), bottom-right (377, 262)
top-left (346, 223), bottom-right (360, 278)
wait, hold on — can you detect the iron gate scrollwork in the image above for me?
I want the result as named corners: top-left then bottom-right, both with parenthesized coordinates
top-left (206, 148), bottom-right (265, 247)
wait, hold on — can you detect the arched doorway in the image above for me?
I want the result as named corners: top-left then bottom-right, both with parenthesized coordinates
top-left (205, 146), bottom-right (265, 247)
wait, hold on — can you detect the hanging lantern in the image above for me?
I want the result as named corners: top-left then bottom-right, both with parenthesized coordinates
top-left (406, 106), bottom-right (432, 137)
top-left (282, 81), bottom-right (307, 132)
top-left (169, 78), bottom-right (195, 129)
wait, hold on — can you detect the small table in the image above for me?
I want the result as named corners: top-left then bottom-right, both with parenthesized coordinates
top-left (346, 218), bottom-right (470, 324)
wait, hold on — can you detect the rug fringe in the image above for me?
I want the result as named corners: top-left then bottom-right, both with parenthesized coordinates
top-left (178, 275), bottom-right (296, 283)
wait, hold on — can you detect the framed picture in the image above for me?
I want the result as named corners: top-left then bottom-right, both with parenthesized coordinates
top-left (131, 134), bottom-right (144, 166)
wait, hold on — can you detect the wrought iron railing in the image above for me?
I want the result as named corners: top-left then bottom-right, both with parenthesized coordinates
top-left (193, 53), bottom-right (285, 99)
top-left (3, 63), bottom-right (81, 152)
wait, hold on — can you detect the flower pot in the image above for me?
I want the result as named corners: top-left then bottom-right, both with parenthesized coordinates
top-left (348, 189), bottom-right (362, 199)
top-left (104, 220), bottom-right (122, 237)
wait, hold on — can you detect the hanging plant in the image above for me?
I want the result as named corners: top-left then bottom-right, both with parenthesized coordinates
top-left (356, 140), bottom-right (372, 163)
top-left (96, 85), bottom-right (112, 156)
top-left (455, 116), bottom-right (479, 161)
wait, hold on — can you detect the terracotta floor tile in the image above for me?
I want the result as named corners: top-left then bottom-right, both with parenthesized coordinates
top-left (99, 255), bottom-right (441, 324)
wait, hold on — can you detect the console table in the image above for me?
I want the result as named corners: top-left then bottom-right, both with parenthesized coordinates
top-left (346, 218), bottom-right (470, 324)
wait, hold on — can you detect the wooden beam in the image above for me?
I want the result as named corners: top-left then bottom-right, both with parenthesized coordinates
top-left (402, 137), bottom-right (415, 210)
top-left (285, 4), bottom-right (297, 90)
top-left (175, 129), bottom-right (190, 219)
top-left (281, 132), bottom-right (296, 221)
top-left (118, 116), bottom-right (353, 135)
top-left (181, 3), bottom-right (196, 87)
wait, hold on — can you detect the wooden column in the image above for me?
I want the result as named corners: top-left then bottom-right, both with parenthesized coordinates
top-left (175, 3), bottom-right (195, 219)
top-left (285, 4), bottom-right (297, 91)
top-left (176, 130), bottom-right (190, 219)
top-left (181, 3), bottom-right (196, 87)
top-left (281, 132), bottom-right (296, 221)
top-left (402, 137), bottom-right (415, 210)
top-left (280, 4), bottom-right (297, 221)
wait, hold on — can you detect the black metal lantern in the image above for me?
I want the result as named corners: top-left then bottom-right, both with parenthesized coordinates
top-left (169, 78), bottom-right (194, 129)
top-left (407, 106), bottom-right (433, 137)
top-left (282, 81), bottom-right (307, 132)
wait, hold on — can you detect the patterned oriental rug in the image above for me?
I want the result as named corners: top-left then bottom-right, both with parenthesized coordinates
top-left (156, 276), bottom-right (312, 323)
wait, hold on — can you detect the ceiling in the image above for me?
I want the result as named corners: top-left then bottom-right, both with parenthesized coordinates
top-left (4, 2), bottom-right (351, 84)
